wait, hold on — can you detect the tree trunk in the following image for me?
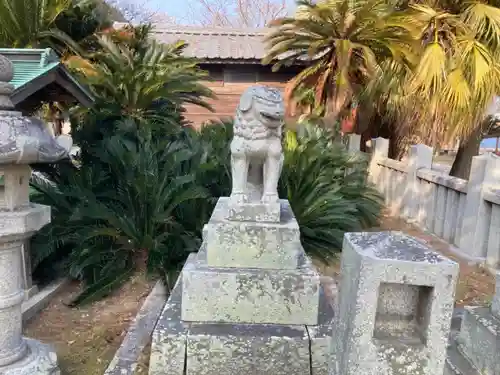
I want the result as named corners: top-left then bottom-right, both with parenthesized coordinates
top-left (449, 124), bottom-right (485, 179)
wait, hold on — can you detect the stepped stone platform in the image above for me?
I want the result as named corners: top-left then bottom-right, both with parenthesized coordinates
top-left (150, 267), bottom-right (335, 375)
top-left (149, 196), bottom-right (335, 375)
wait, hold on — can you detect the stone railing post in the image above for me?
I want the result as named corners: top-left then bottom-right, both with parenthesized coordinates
top-left (0, 53), bottom-right (71, 374)
top-left (346, 134), bottom-right (361, 176)
top-left (368, 137), bottom-right (389, 187)
top-left (459, 153), bottom-right (500, 258)
top-left (402, 144), bottom-right (433, 220)
top-left (347, 134), bottom-right (361, 153)
top-left (330, 232), bottom-right (458, 375)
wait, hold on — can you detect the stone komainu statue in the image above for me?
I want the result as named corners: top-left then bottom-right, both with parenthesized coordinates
top-left (229, 86), bottom-right (285, 204)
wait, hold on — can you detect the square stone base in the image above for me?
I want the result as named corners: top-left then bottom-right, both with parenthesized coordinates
top-left (187, 323), bottom-right (310, 375)
top-left (206, 198), bottom-right (301, 269)
top-left (0, 338), bottom-right (59, 375)
top-left (226, 199), bottom-right (281, 223)
top-left (150, 272), bottom-right (335, 375)
top-left (181, 249), bottom-right (320, 325)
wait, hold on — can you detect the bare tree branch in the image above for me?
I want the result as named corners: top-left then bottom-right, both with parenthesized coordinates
top-left (104, 0), bottom-right (176, 24)
top-left (186, 0), bottom-right (288, 28)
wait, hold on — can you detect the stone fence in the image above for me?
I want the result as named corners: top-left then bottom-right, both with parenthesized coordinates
top-left (348, 135), bottom-right (500, 267)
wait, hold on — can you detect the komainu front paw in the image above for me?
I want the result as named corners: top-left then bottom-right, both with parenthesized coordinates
top-left (230, 193), bottom-right (247, 205)
top-left (261, 193), bottom-right (279, 204)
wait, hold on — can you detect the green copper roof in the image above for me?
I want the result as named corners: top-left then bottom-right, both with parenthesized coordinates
top-left (0, 48), bottom-right (60, 89)
top-left (0, 48), bottom-right (93, 106)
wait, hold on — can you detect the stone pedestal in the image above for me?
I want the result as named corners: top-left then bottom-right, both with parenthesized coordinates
top-left (150, 199), bottom-right (334, 375)
top-left (331, 231), bottom-right (459, 375)
top-left (0, 165), bottom-right (59, 375)
top-left (182, 244), bottom-right (319, 325)
top-left (226, 200), bottom-right (281, 223)
top-left (206, 198), bottom-right (301, 269)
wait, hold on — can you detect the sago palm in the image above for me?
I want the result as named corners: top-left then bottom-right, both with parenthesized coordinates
top-left (67, 24), bottom-right (214, 127)
top-left (280, 124), bottom-right (383, 263)
top-left (31, 132), bottom-right (209, 305)
top-left (263, 0), bottom-right (415, 126)
top-left (0, 0), bottom-right (81, 50)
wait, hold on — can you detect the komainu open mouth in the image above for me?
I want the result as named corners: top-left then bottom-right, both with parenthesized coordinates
top-left (261, 112), bottom-right (281, 121)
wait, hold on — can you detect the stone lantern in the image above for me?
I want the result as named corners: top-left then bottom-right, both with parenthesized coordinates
top-left (0, 54), bottom-right (71, 374)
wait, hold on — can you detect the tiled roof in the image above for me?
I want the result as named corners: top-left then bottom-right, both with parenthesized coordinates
top-left (115, 23), bottom-right (273, 62)
top-left (153, 26), bottom-right (270, 61)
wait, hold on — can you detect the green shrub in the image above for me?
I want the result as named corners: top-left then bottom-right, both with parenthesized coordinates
top-left (31, 130), bottom-right (208, 304)
top-left (281, 125), bottom-right (383, 263)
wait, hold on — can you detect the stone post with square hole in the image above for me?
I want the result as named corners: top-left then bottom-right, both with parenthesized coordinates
top-left (330, 231), bottom-right (459, 375)
top-left (0, 53), bottom-right (71, 374)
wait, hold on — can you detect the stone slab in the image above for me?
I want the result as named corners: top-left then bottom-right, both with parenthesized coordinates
top-left (205, 197), bottom-right (301, 269)
top-left (149, 257), bottom-right (192, 375)
top-left (492, 271), bottom-right (500, 319)
top-left (444, 334), bottom-right (480, 375)
top-left (444, 354), bottom-right (480, 375)
top-left (226, 199), bottom-right (281, 223)
top-left (186, 322), bottom-right (310, 375)
top-left (22, 279), bottom-right (67, 324)
top-left (458, 306), bottom-right (500, 375)
top-left (181, 248), bottom-right (320, 325)
top-left (306, 277), bottom-right (336, 375)
top-left (331, 231), bottom-right (459, 375)
top-left (0, 338), bottom-right (59, 375)
top-left (105, 280), bottom-right (167, 375)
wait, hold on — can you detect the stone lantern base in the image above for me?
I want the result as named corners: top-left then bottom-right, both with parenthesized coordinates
top-left (0, 339), bottom-right (59, 375)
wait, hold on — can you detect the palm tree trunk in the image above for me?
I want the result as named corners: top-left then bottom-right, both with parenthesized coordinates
top-left (449, 124), bottom-right (484, 179)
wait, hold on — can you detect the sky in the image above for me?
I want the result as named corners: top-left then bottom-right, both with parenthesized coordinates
top-left (146, 0), bottom-right (296, 25)
top-left (150, 1), bottom-right (188, 22)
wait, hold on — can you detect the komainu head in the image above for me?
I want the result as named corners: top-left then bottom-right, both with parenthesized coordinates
top-left (235, 86), bottom-right (285, 130)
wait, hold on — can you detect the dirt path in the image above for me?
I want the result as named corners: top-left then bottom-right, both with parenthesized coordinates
top-left (24, 275), bottom-right (155, 375)
top-left (316, 213), bottom-right (497, 308)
